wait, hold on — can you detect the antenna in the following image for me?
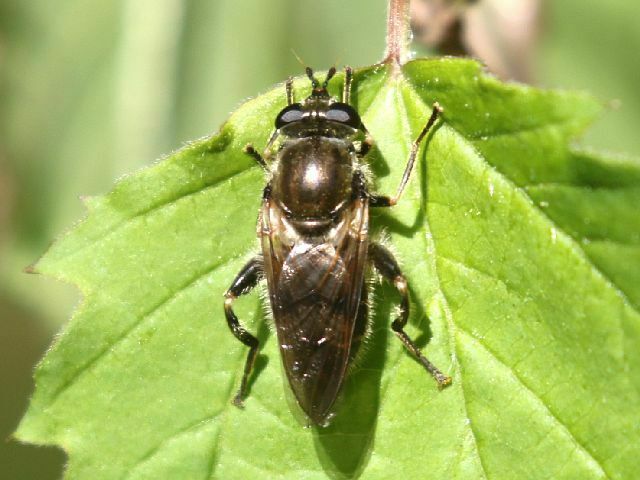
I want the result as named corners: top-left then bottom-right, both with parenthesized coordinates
top-left (323, 67), bottom-right (337, 88)
top-left (305, 67), bottom-right (319, 89)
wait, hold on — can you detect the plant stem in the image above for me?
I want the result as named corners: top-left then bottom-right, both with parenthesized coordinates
top-left (384, 0), bottom-right (411, 67)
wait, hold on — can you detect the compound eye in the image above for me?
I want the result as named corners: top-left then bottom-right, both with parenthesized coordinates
top-left (325, 103), bottom-right (361, 128)
top-left (275, 103), bottom-right (303, 129)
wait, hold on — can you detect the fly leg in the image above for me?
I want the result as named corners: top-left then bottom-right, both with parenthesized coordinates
top-left (243, 144), bottom-right (267, 169)
top-left (243, 78), bottom-right (294, 167)
top-left (343, 66), bottom-right (353, 104)
top-left (286, 76), bottom-right (294, 105)
top-left (369, 242), bottom-right (451, 388)
top-left (244, 128), bottom-right (280, 169)
top-left (354, 136), bottom-right (373, 158)
top-left (224, 256), bottom-right (265, 406)
top-left (342, 66), bottom-right (376, 157)
top-left (369, 103), bottom-right (442, 207)
top-left (364, 104), bottom-right (447, 385)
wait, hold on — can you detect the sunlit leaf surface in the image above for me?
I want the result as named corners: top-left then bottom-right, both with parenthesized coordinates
top-left (17, 58), bottom-right (640, 479)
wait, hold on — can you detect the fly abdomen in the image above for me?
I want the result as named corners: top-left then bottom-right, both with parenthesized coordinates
top-left (271, 237), bottom-right (363, 424)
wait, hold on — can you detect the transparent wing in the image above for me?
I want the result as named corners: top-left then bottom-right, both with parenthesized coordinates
top-left (261, 196), bottom-right (369, 424)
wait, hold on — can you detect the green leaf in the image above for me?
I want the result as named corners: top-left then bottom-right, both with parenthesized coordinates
top-left (17, 58), bottom-right (640, 479)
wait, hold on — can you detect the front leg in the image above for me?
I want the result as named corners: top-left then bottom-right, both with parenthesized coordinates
top-left (243, 144), bottom-right (267, 170)
top-left (369, 242), bottom-right (451, 388)
top-left (343, 66), bottom-right (353, 104)
top-left (242, 76), bottom-right (293, 167)
top-left (244, 128), bottom-right (280, 170)
top-left (286, 76), bottom-right (294, 105)
top-left (224, 256), bottom-right (265, 406)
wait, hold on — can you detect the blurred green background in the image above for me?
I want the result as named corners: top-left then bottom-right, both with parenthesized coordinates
top-left (1, 0), bottom-right (638, 478)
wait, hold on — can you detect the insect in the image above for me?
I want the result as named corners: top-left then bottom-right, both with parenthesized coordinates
top-left (224, 66), bottom-right (451, 426)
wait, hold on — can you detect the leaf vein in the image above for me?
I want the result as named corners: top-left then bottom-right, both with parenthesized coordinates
top-left (447, 123), bottom-right (634, 361)
top-left (525, 182), bottom-right (640, 192)
top-left (456, 327), bottom-right (611, 479)
top-left (125, 412), bottom-right (222, 479)
top-left (467, 118), bottom-right (580, 141)
top-left (49, 165), bottom-right (257, 268)
top-left (49, 256), bottom-right (238, 403)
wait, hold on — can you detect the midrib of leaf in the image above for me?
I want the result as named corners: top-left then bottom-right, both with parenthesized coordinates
top-left (359, 78), bottom-right (462, 474)
top-left (331, 76), bottom-right (407, 458)
top-left (398, 77), bottom-right (489, 479)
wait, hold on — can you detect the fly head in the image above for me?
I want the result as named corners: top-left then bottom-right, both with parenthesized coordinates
top-left (275, 67), bottom-right (363, 137)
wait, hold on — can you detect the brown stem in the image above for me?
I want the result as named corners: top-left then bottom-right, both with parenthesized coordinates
top-left (384, 0), bottom-right (411, 68)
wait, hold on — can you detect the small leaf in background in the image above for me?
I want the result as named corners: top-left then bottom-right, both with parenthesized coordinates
top-left (15, 58), bottom-right (640, 479)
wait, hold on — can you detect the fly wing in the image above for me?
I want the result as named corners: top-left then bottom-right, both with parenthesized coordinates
top-left (261, 196), bottom-right (369, 424)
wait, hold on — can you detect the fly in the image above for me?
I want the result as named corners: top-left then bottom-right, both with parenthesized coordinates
top-left (223, 66), bottom-right (451, 426)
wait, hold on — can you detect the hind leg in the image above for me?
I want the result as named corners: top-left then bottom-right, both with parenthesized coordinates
top-left (369, 243), bottom-right (451, 388)
top-left (224, 256), bottom-right (264, 406)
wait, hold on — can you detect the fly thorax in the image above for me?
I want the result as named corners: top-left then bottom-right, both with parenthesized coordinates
top-left (272, 138), bottom-right (353, 227)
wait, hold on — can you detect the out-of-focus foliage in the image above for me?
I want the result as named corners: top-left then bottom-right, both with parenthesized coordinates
top-left (1, 0), bottom-right (639, 478)
top-left (539, 0), bottom-right (640, 155)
